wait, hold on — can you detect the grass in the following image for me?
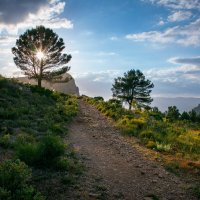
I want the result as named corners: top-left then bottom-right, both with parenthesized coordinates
top-left (0, 76), bottom-right (81, 199)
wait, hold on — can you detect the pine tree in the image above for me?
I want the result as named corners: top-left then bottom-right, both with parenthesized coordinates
top-left (12, 26), bottom-right (71, 87)
top-left (111, 69), bottom-right (154, 110)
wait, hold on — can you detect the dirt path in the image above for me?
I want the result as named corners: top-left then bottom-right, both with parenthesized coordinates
top-left (68, 100), bottom-right (197, 200)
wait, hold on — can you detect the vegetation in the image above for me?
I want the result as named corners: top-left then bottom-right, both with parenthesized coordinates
top-left (111, 69), bottom-right (154, 110)
top-left (0, 159), bottom-right (44, 200)
top-left (0, 76), bottom-right (80, 199)
top-left (12, 26), bottom-right (72, 87)
top-left (83, 96), bottom-right (200, 163)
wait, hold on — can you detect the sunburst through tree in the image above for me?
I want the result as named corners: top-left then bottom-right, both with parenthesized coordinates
top-left (12, 26), bottom-right (72, 87)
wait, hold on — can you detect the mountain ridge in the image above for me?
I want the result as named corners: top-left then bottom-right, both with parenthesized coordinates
top-left (151, 97), bottom-right (200, 113)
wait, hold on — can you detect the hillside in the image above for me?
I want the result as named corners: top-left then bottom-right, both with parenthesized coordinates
top-left (1, 76), bottom-right (200, 199)
top-left (0, 76), bottom-right (81, 199)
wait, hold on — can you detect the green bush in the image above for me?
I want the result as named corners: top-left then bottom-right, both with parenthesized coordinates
top-left (0, 134), bottom-right (12, 148)
top-left (16, 135), bottom-right (66, 168)
top-left (36, 135), bottom-right (65, 167)
top-left (0, 159), bottom-right (44, 200)
top-left (16, 143), bottom-right (38, 166)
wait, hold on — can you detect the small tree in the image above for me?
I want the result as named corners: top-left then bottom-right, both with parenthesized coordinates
top-left (166, 106), bottom-right (180, 121)
top-left (189, 109), bottom-right (197, 122)
top-left (180, 111), bottom-right (190, 121)
top-left (111, 69), bottom-right (154, 110)
top-left (12, 26), bottom-right (71, 87)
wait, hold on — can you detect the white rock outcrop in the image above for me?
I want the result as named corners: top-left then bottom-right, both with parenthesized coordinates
top-left (16, 73), bottom-right (79, 96)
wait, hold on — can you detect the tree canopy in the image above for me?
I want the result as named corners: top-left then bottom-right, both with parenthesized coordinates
top-left (111, 69), bottom-right (154, 110)
top-left (166, 106), bottom-right (180, 121)
top-left (12, 26), bottom-right (71, 87)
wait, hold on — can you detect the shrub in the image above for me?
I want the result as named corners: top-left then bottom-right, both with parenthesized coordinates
top-left (16, 133), bottom-right (36, 145)
top-left (176, 130), bottom-right (200, 154)
top-left (0, 159), bottom-right (44, 200)
top-left (155, 142), bottom-right (171, 152)
top-left (0, 134), bottom-right (12, 148)
top-left (16, 135), bottom-right (66, 168)
top-left (146, 140), bottom-right (156, 149)
top-left (140, 130), bottom-right (154, 139)
top-left (94, 96), bottom-right (104, 101)
top-left (16, 143), bottom-right (38, 166)
top-left (36, 135), bottom-right (65, 167)
top-left (50, 123), bottom-right (65, 135)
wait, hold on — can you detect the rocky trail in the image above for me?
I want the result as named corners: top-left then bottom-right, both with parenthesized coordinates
top-left (67, 100), bottom-right (197, 200)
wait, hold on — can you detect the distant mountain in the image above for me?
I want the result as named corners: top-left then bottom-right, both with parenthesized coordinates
top-left (193, 104), bottom-right (200, 114)
top-left (151, 97), bottom-right (200, 113)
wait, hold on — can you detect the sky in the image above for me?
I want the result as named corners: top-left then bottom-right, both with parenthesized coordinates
top-left (0, 0), bottom-right (200, 100)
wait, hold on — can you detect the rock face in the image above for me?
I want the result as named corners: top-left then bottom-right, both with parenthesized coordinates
top-left (193, 104), bottom-right (200, 114)
top-left (16, 73), bottom-right (79, 96)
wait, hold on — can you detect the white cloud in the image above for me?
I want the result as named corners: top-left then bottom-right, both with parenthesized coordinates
top-left (126, 27), bottom-right (177, 44)
top-left (72, 70), bottom-right (122, 99)
top-left (158, 20), bottom-right (165, 25)
top-left (0, 48), bottom-right (11, 55)
top-left (0, 36), bottom-right (16, 46)
top-left (0, 0), bottom-right (73, 36)
top-left (73, 70), bottom-right (121, 83)
top-left (126, 18), bottom-right (200, 46)
top-left (145, 63), bottom-right (200, 84)
top-left (149, 0), bottom-right (200, 10)
top-left (97, 52), bottom-right (117, 56)
top-left (110, 36), bottom-right (119, 41)
top-left (0, 62), bottom-right (21, 77)
top-left (168, 11), bottom-right (192, 22)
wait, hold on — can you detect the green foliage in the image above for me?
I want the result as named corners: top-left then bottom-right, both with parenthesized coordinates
top-left (0, 159), bottom-right (44, 200)
top-left (0, 134), bottom-right (12, 148)
top-left (193, 185), bottom-right (200, 198)
top-left (166, 106), bottom-right (180, 122)
top-left (181, 111), bottom-right (190, 121)
top-left (0, 78), bottom-right (77, 137)
top-left (111, 69), bottom-right (154, 110)
top-left (165, 161), bottom-right (180, 176)
top-left (12, 26), bottom-right (71, 87)
top-left (36, 135), bottom-right (65, 167)
top-left (155, 142), bottom-right (171, 152)
top-left (0, 77), bottom-right (79, 199)
top-left (145, 194), bottom-right (159, 200)
top-left (84, 95), bottom-right (200, 159)
top-left (189, 110), bottom-right (197, 122)
top-left (16, 135), bottom-right (66, 168)
top-left (94, 96), bottom-right (104, 101)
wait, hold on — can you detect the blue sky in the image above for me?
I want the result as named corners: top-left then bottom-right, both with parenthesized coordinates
top-left (0, 0), bottom-right (200, 99)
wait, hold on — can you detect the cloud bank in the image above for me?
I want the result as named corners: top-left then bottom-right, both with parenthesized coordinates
top-left (126, 18), bottom-right (200, 46)
top-left (144, 55), bottom-right (200, 97)
top-left (127, 0), bottom-right (200, 46)
top-left (0, 0), bottom-right (73, 36)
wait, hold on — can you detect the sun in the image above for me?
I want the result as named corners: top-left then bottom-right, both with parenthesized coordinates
top-left (36, 51), bottom-right (45, 60)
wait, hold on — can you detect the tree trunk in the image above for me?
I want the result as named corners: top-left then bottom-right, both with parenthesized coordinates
top-left (38, 61), bottom-right (43, 87)
top-left (128, 103), bottom-right (132, 110)
top-left (38, 78), bottom-right (42, 87)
